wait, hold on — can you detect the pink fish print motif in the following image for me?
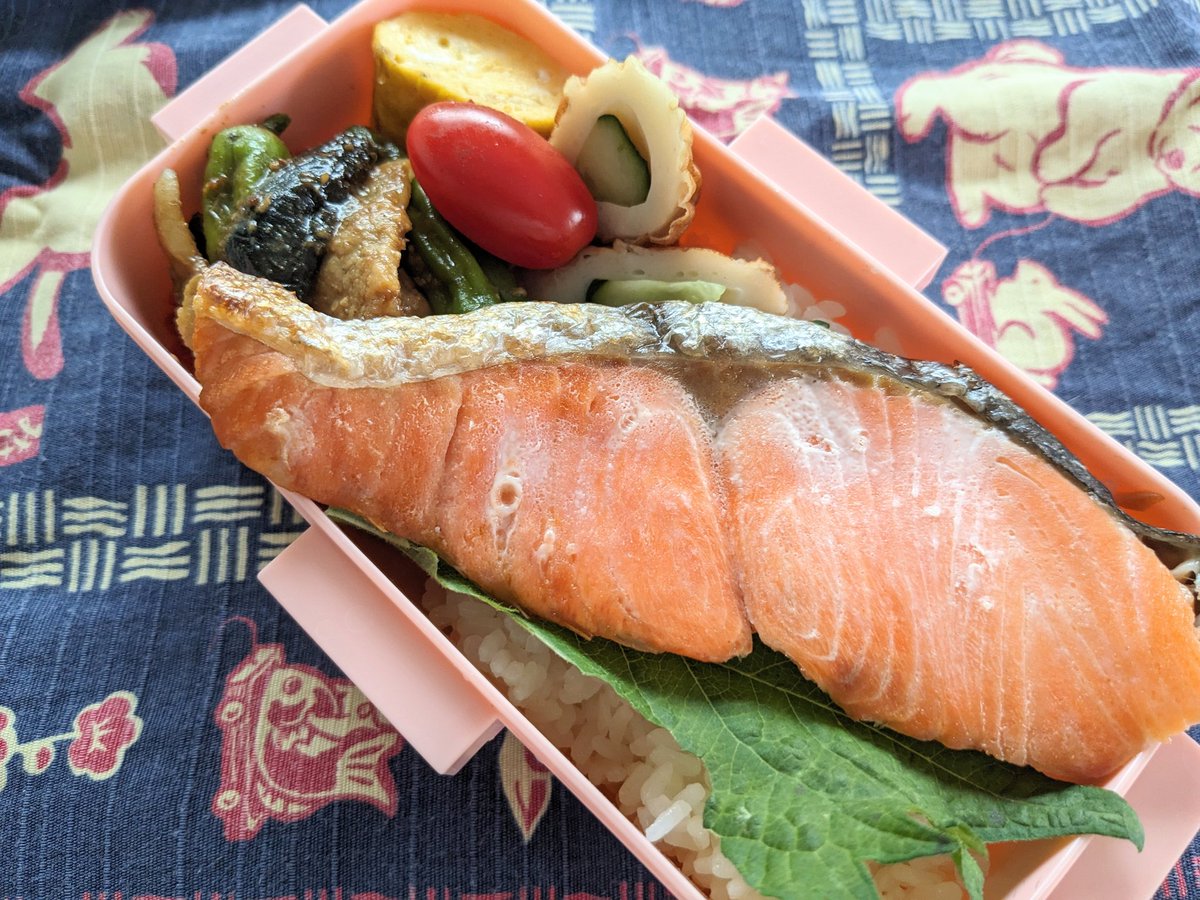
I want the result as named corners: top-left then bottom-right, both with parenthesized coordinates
top-left (633, 46), bottom-right (792, 142)
top-left (942, 259), bottom-right (1107, 389)
top-left (896, 41), bottom-right (1200, 227)
top-left (498, 730), bottom-right (553, 841)
top-left (212, 621), bottom-right (404, 840)
top-left (0, 10), bottom-right (175, 380)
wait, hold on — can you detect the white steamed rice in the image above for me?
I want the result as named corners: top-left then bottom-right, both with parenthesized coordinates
top-left (421, 580), bottom-right (981, 899)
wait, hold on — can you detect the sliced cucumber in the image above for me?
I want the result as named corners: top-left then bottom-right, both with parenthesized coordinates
top-left (575, 115), bottom-right (650, 207)
top-left (588, 278), bottom-right (726, 306)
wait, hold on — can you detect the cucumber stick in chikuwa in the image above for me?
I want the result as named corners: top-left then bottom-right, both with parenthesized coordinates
top-left (575, 114), bottom-right (650, 206)
top-left (588, 278), bottom-right (726, 306)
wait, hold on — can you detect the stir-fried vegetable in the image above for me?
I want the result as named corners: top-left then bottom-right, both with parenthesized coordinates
top-left (153, 168), bottom-right (206, 290)
top-left (405, 180), bottom-right (505, 315)
top-left (201, 117), bottom-right (291, 260)
top-left (220, 126), bottom-right (398, 300)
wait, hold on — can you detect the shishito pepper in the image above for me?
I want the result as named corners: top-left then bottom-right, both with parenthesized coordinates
top-left (200, 117), bottom-right (291, 260)
top-left (405, 179), bottom-right (505, 315)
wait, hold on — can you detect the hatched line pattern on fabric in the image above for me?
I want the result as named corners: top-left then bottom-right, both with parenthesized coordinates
top-left (862, 0), bottom-right (1162, 43)
top-left (802, 0), bottom-right (902, 205)
top-left (0, 484), bottom-right (304, 589)
top-left (1088, 405), bottom-right (1200, 471)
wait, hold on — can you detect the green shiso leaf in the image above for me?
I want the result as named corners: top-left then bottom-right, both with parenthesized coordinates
top-left (328, 509), bottom-right (1144, 900)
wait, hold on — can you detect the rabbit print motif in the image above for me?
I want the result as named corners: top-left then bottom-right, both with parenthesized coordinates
top-left (896, 40), bottom-right (1200, 227)
top-left (942, 260), bottom-right (1107, 390)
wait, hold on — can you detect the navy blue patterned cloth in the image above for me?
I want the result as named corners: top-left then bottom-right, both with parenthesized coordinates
top-left (1, 0), bottom-right (1197, 897)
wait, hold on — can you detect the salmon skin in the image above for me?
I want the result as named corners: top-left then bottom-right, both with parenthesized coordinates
top-left (188, 262), bottom-right (1200, 784)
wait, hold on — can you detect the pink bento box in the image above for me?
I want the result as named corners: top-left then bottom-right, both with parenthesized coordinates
top-left (91, 1), bottom-right (1200, 897)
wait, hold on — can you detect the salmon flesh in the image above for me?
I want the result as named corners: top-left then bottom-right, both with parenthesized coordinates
top-left (188, 262), bottom-right (1200, 784)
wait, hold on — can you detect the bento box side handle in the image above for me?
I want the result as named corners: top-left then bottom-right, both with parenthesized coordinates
top-left (729, 116), bottom-right (947, 291)
top-left (258, 525), bottom-right (503, 776)
top-left (152, 5), bottom-right (328, 144)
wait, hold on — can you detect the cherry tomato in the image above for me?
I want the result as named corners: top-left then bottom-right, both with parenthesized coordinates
top-left (406, 102), bottom-right (597, 270)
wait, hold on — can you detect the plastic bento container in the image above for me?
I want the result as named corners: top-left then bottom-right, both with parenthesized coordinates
top-left (91, 1), bottom-right (1200, 897)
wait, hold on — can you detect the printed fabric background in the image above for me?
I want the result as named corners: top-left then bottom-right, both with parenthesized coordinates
top-left (1, 0), bottom-right (1199, 897)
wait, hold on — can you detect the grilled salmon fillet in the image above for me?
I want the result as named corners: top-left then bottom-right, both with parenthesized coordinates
top-left (718, 376), bottom-right (1200, 783)
top-left (193, 296), bottom-right (750, 662)
top-left (187, 263), bottom-right (1200, 783)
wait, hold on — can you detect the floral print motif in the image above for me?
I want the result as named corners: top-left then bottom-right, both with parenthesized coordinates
top-left (0, 10), bottom-right (174, 384)
top-left (67, 691), bottom-right (144, 780)
top-left (0, 692), bottom-right (143, 791)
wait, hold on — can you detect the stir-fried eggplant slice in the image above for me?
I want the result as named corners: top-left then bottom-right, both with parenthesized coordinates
top-left (221, 126), bottom-right (399, 302)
